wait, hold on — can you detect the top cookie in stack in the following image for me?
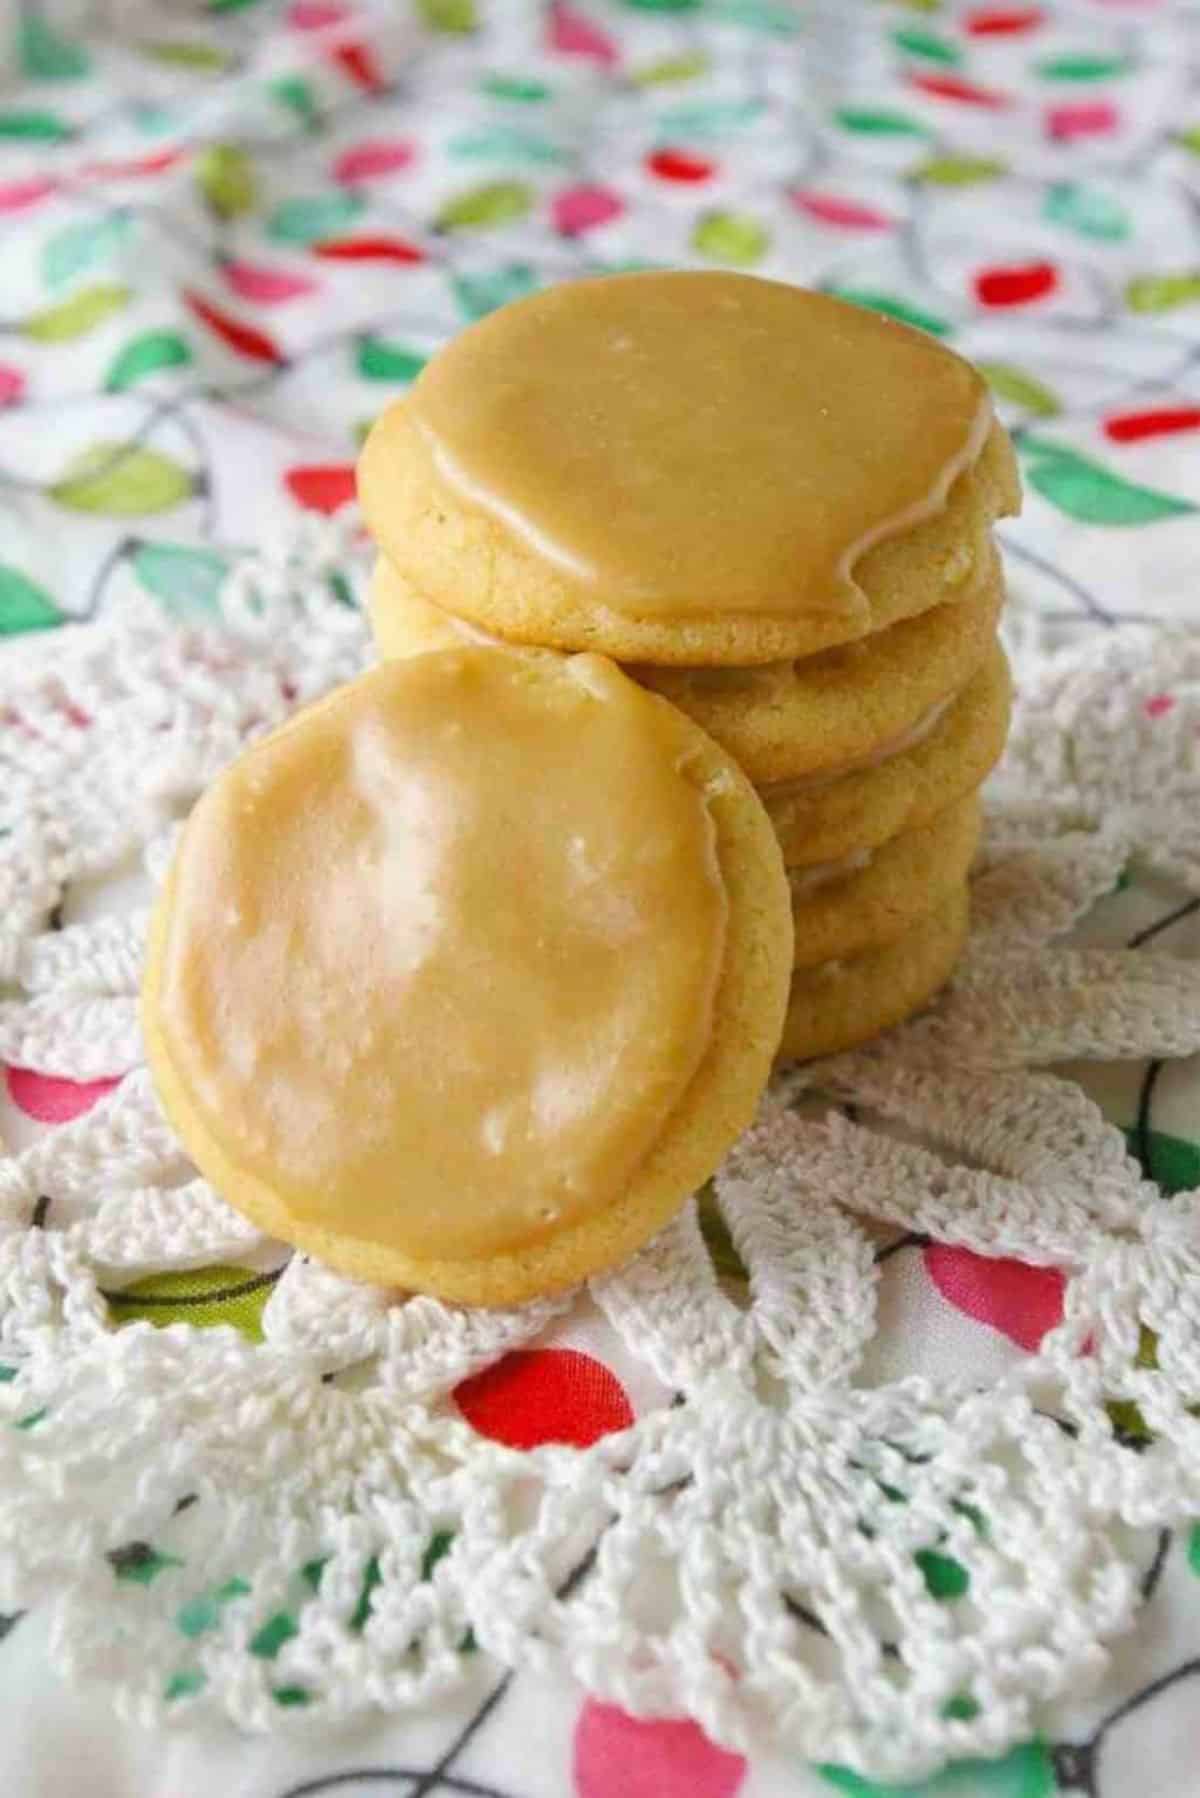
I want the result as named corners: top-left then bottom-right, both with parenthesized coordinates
top-left (360, 271), bottom-right (1021, 1060)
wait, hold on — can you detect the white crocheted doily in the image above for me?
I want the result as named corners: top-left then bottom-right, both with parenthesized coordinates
top-left (2, 540), bottom-right (1200, 1784)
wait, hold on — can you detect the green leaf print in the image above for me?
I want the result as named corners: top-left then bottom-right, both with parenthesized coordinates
top-left (481, 74), bottom-right (552, 101)
top-left (915, 1549), bottom-right (969, 1600)
top-left (176, 1576), bottom-right (251, 1637)
top-left (1021, 438), bottom-right (1196, 526)
top-left (19, 14), bottom-right (90, 79)
top-left (42, 210), bottom-right (133, 288)
top-left (357, 337), bottom-right (428, 382)
top-left (692, 210), bottom-right (769, 266)
top-left (0, 566), bottom-right (63, 635)
top-left (0, 111), bottom-right (71, 141)
top-left (977, 363), bottom-right (1061, 418)
top-left (51, 443), bottom-right (195, 517)
top-left (164, 1669), bottom-right (207, 1702)
top-left (269, 75), bottom-right (321, 130)
top-left (131, 541), bottom-right (229, 616)
top-left (1123, 1126), bottom-right (1200, 1195)
top-left (196, 144), bottom-right (259, 220)
top-left (835, 107), bottom-right (931, 138)
top-left (104, 330), bottom-right (193, 391)
top-left (817, 1739), bottom-right (1056, 1797)
top-left (23, 282), bottom-right (130, 343)
top-left (437, 180), bottom-right (534, 230)
top-left (891, 26), bottom-right (961, 65)
top-left (1043, 182), bottom-right (1130, 242)
top-left (1127, 274), bottom-right (1200, 314)
top-left (1037, 54), bottom-right (1131, 82)
top-left (249, 1611), bottom-right (299, 1659)
top-left (623, 0), bottom-right (700, 11)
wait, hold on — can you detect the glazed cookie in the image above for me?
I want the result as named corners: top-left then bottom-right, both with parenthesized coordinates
top-left (359, 272), bottom-right (1020, 668)
top-left (790, 795), bottom-right (979, 970)
top-left (779, 885), bottom-right (970, 1064)
top-left (142, 647), bottom-right (793, 1306)
top-left (765, 646), bottom-right (1012, 870)
top-left (369, 543), bottom-right (1004, 788)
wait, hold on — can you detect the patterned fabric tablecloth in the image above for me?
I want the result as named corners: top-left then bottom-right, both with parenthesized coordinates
top-left (3, 1), bottom-right (1200, 1794)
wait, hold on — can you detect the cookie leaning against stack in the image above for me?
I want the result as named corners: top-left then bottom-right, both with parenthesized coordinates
top-left (362, 271), bottom-right (1021, 1061)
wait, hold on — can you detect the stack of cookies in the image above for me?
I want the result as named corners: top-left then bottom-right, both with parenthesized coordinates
top-left (361, 272), bottom-right (1020, 1063)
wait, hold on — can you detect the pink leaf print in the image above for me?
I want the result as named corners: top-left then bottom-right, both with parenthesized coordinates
top-left (333, 139), bottom-right (416, 184)
top-left (574, 1701), bottom-right (746, 1798)
top-left (289, 0), bottom-right (350, 25)
top-left (553, 183), bottom-right (624, 235)
top-left (547, 2), bottom-right (619, 68)
top-left (1047, 101), bottom-right (1120, 142)
top-left (221, 259), bottom-right (317, 305)
top-left (925, 1244), bottom-right (1065, 1352)
top-left (0, 364), bottom-right (25, 407)
top-left (0, 177), bottom-right (55, 213)
top-left (5, 1067), bottom-right (121, 1124)
top-left (790, 189), bottom-right (893, 230)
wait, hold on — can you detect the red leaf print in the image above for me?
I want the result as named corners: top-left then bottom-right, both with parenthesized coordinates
top-left (966, 6), bottom-right (1044, 32)
top-left (5, 1067), bottom-right (121, 1124)
top-left (313, 234), bottom-right (424, 264)
top-left (333, 139), bottom-right (416, 184)
top-left (185, 290), bottom-right (285, 363)
top-left (790, 189), bottom-right (893, 230)
top-left (910, 72), bottom-right (1012, 108)
top-left (285, 464), bottom-right (356, 513)
top-left (455, 1349), bottom-right (634, 1449)
top-left (83, 147), bottom-right (186, 180)
top-left (553, 183), bottom-right (624, 235)
top-left (0, 177), bottom-right (54, 213)
top-left (975, 260), bottom-right (1058, 306)
top-left (925, 1244), bottom-right (1065, 1352)
top-left (547, 1), bottom-right (619, 68)
top-left (646, 147), bottom-right (716, 184)
top-left (1105, 407), bottom-right (1200, 444)
top-left (1047, 101), bottom-right (1120, 142)
top-left (330, 39), bottom-right (383, 91)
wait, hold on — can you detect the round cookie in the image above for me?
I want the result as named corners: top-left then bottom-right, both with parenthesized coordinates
top-left (142, 648), bottom-right (793, 1307)
top-left (779, 885), bottom-right (970, 1064)
top-left (790, 795), bottom-right (979, 970)
top-left (765, 645), bottom-right (1012, 870)
top-left (369, 544), bottom-right (1004, 788)
top-left (359, 273), bottom-right (1020, 668)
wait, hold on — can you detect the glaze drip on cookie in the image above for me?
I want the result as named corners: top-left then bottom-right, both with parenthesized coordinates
top-left (399, 271), bottom-right (992, 625)
top-left (148, 650), bottom-right (729, 1261)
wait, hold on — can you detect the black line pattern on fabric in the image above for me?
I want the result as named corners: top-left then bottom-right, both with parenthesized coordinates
top-left (98, 1266), bottom-right (285, 1308)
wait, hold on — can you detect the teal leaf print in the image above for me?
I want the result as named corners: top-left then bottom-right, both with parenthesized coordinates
top-left (452, 265), bottom-right (538, 319)
top-left (481, 74), bottom-right (551, 101)
top-left (357, 337), bottom-right (428, 382)
top-left (267, 191), bottom-right (363, 245)
top-left (892, 26), bottom-right (961, 65)
top-left (196, 144), bottom-right (258, 220)
top-left (708, 0), bottom-right (799, 33)
top-left (104, 331), bottom-right (193, 392)
top-left (42, 210), bottom-right (133, 289)
top-left (0, 1366), bottom-right (16, 1383)
top-left (417, 0), bottom-right (479, 30)
top-left (835, 107), bottom-right (931, 138)
top-left (1037, 54), bottom-right (1130, 82)
top-left (108, 1542), bottom-right (184, 1586)
top-left (19, 14), bottom-right (90, 79)
top-left (1189, 1523), bottom-right (1200, 1574)
top-left (0, 111), bottom-right (71, 142)
top-left (0, 566), bottom-right (63, 635)
top-left (131, 541), bottom-right (228, 616)
top-left (1127, 274), bottom-right (1200, 315)
top-left (978, 363), bottom-right (1061, 418)
top-left (437, 180), bottom-right (534, 230)
top-left (164, 1669), bottom-right (207, 1702)
top-left (655, 99), bottom-right (765, 138)
top-left (692, 210), bottom-right (769, 266)
top-left (623, 0), bottom-right (700, 11)
top-left (826, 287), bottom-right (951, 336)
top-left (23, 282), bottom-right (130, 343)
top-left (448, 127), bottom-right (566, 163)
top-left (1043, 182), bottom-right (1129, 242)
top-left (817, 1739), bottom-right (1056, 1796)
top-left (1021, 437), bottom-right (1196, 525)
top-left (51, 444), bottom-right (195, 517)
top-left (176, 1577), bottom-right (250, 1638)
